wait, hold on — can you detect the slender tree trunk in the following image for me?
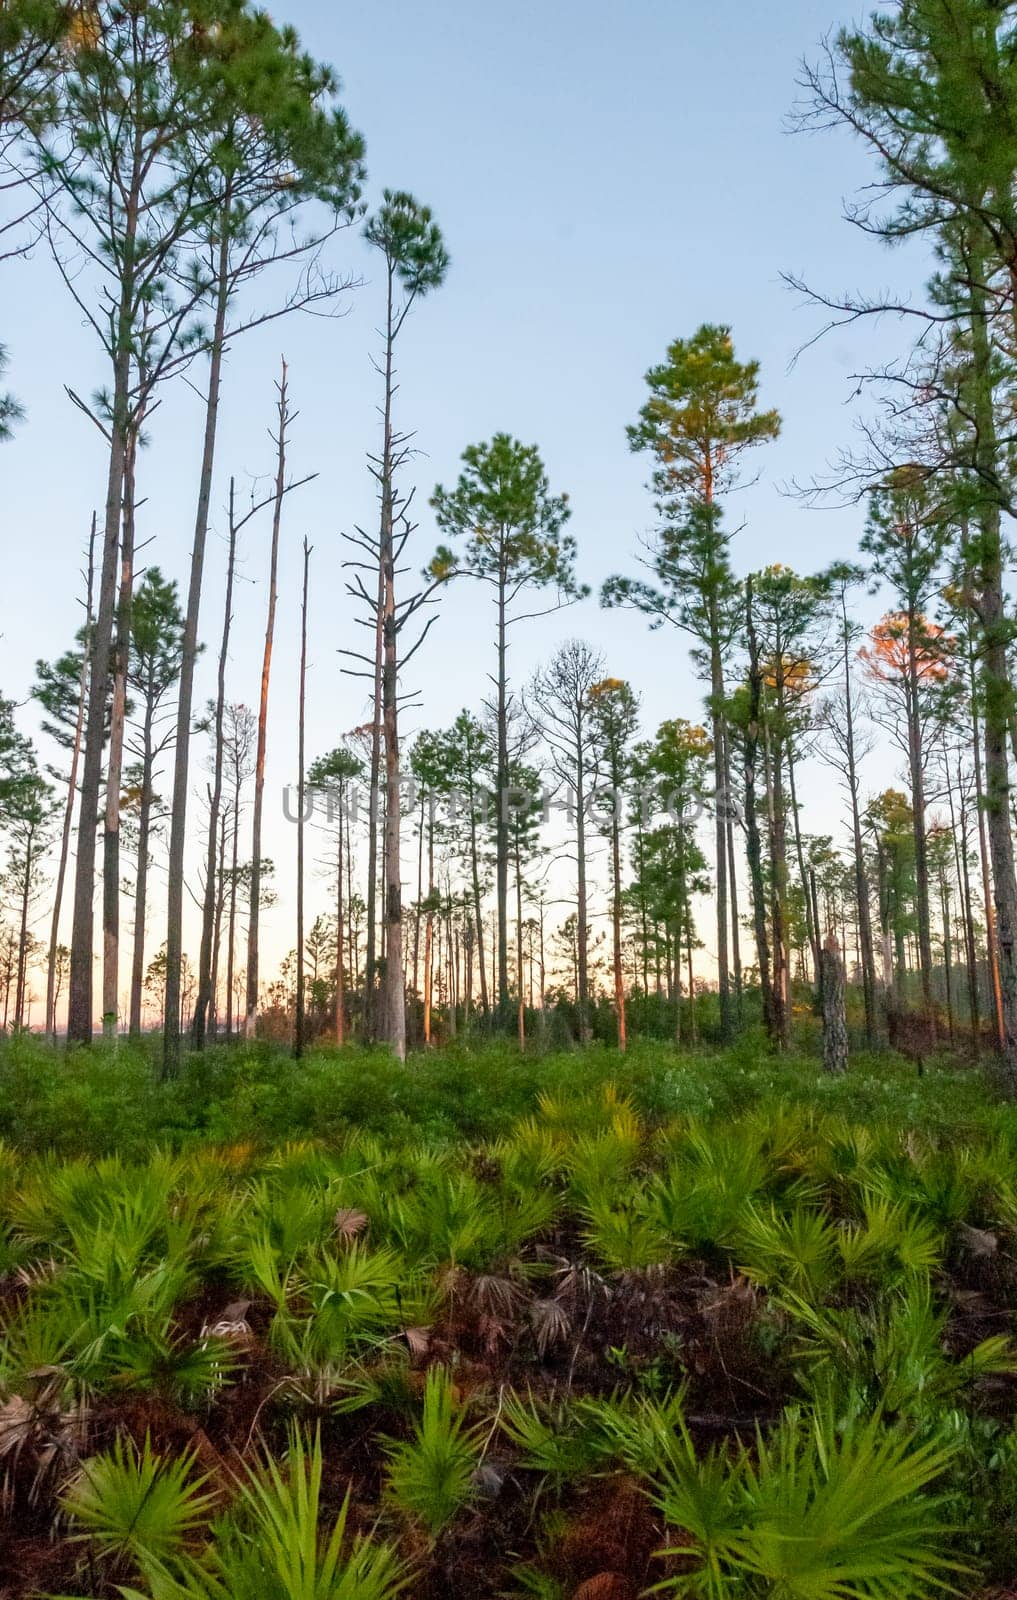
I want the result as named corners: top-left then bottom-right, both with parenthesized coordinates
top-left (192, 479), bottom-right (239, 1047)
top-left (496, 566), bottom-right (510, 1017)
top-left (722, 720), bottom-right (742, 1022)
top-left (841, 601), bottom-right (878, 1047)
top-left (466, 760), bottom-right (490, 1017)
top-left (576, 750), bottom-right (591, 1042)
top-left (970, 671), bottom-right (1004, 1046)
top-left (744, 583), bottom-right (775, 1039)
top-left (515, 835), bottom-right (525, 1051)
top-left (163, 234), bottom-right (231, 1074)
top-left (363, 578), bottom-right (383, 1041)
top-left (951, 761), bottom-right (981, 1040)
top-left (380, 582), bottom-right (405, 1057)
top-left (47, 517), bottom-right (95, 1040)
top-left (102, 421), bottom-right (141, 1038)
top-left (14, 827), bottom-right (34, 1029)
top-left (412, 794), bottom-right (424, 1011)
top-left (423, 809), bottom-right (435, 1044)
top-left (767, 712), bottom-right (791, 1052)
top-left (210, 808), bottom-right (227, 1035)
top-left (246, 360), bottom-right (290, 1040)
top-left (708, 618), bottom-right (731, 1040)
top-left (377, 263), bottom-right (405, 1060)
top-left (68, 292), bottom-right (136, 1043)
top-left (225, 766), bottom-right (240, 1039)
top-left (295, 539), bottom-right (310, 1059)
top-left (611, 803), bottom-right (626, 1051)
top-left (940, 870), bottom-right (955, 1045)
top-left (787, 738), bottom-right (819, 986)
top-left (969, 275), bottom-right (1017, 1090)
top-left (128, 701), bottom-right (154, 1037)
top-left (335, 795), bottom-right (346, 1046)
top-left (905, 610), bottom-right (935, 1032)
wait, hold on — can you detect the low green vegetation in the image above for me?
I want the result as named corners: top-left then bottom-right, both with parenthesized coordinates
top-left (2, 1038), bottom-right (1017, 1597)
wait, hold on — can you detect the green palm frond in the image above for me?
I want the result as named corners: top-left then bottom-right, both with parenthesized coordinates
top-left (383, 1366), bottom-right (482, 1537)
top-left (61, 1433), bottom-right (216, 1565)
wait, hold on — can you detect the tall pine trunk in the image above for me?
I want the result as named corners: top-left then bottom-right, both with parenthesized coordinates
top-left (67, 287), bottom-right (136, 1043)
top-left (128, 697), bottom-right (154, 1037)
top-left (905, 606), bottom-right (936, 1030)
top-left (47, 518), bottom-right (94, 1040)
top-left (840, 597), bottom-right (878, 1047)
top-left (192, 478), bottom-right (238, 1046)
top-left (744, 584), bottom-right (775, 1039)
top-left (708, 618), bottom-right (731, 1040)
top-left (970, 275), bottom-right (1017, 1091)
top-left (163, 235), bottom-right (231, 1074)
top-left (495, 568), bottom-right (510, 1017)
top-left (295, 539), bottom-right (310, 1058)
top-left (102, 423), bottom-right (140, 1037)
top-left (245, 362), bottom-right (290, 1039)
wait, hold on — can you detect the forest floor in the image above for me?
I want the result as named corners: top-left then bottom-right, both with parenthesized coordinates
top-left (2, 1035), bottom-right (1017, 1598)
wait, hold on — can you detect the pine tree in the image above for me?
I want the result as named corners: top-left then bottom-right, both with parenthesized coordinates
top-left (603, 325), bottom-right (780, 1039)
top-left (431, 436), bottom-right (581, 1021)
top-left (125, 569), bottom-right (184, 1037)
top-left (589, 677), bottom-right (639, 1052)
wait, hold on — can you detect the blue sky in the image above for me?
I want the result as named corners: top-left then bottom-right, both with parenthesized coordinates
top-left (0, 0), bottom-right (927, 1002)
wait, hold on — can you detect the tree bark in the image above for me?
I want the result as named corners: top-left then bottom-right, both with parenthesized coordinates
top-left (496, 564), bottom-right (510, 1018)
top-left (840, 596), bottom-right (878, 1048)
top-left (67, 322), bottom-right (134, 1043)
top-left (820, 932), bottom-right (848, 1074)
top-left (969, 276), bottom-right (1017, 1091)
top-left (163, 235), bottom-right (231, 1074)
top-left (295, 539), bottom-right (310, 1059)
top-left (128, 694), bottom-right (154, 1038)
top-left (192, 477), bottom-right (238, 1047)
top-left (47, 516), bottom-right (94, 1040)
top-left (102, 421), bottom-right (140, 1038)
top-left (245, 360), bottom-right (290, 1040)
top-left (744, 582), bottom-right (775, 1040)
top-left (708, 616), bottom-right (731, 1041)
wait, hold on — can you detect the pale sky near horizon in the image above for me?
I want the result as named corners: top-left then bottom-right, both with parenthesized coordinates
top-left (0, 0), bottom-right (932, 1019)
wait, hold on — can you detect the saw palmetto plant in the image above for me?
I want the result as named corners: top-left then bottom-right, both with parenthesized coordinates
top-left (4, 1077), bottom-right (1017, 1598)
